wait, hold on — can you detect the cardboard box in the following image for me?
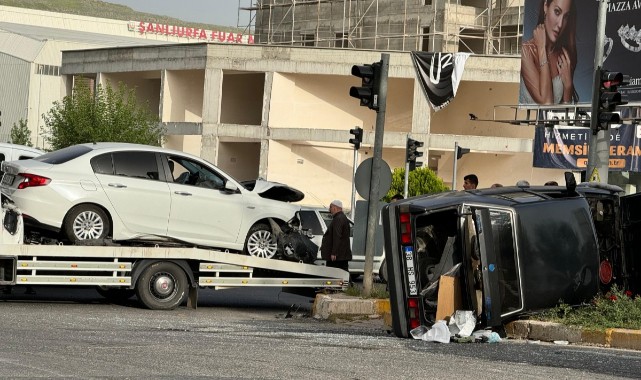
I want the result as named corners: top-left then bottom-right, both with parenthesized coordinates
top-left (435, 274), bottom-right (463, 321)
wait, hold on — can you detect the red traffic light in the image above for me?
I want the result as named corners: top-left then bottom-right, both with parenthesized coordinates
top-left (601, 71), bottom-right (630, 89)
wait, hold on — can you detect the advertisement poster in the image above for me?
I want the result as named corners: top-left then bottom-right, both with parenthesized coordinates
top-left (533, 124), bottom-right (641, 171)
top-left (520, 0), bottom-right (641, 106)
top-left (602, 3), bottom-right (641, 100)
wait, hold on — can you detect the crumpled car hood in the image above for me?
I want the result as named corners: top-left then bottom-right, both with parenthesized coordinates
top-left (241, 179), bottom-right (305, 202)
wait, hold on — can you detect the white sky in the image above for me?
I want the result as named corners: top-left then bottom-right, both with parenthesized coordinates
top-left (103, 0), bottom-right (252, 28)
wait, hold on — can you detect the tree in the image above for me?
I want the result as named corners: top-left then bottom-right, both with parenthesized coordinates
top-left (10, 119), bottom-right (33, 147)
top-left (42, 79), bottom-right (164, 150)
top-left (384, 167), bottom-right (449, 201)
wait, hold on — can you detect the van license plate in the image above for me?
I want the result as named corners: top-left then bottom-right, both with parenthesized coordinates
top-left (404, 246), bottom-right (418, 296)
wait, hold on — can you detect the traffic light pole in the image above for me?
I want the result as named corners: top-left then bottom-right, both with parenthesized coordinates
top-left (403, 160), bottom-right (410, 198)
top-left (586, 0), bottom-right (609, 184)
top-left (452, 141), bottom-right (459, 190)
top-left (350, 148), bottom-right (358, 220)
top-left (362, 53), bottom-right (389, 297)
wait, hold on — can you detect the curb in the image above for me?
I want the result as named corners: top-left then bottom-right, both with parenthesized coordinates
top-left (312, 293), bottom-right (390, 320)
top-left (506, 320), bottom-right (641, 350)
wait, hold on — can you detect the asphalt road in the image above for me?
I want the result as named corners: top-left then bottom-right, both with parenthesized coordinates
top-left (1, 285), bottom-right (640, 379)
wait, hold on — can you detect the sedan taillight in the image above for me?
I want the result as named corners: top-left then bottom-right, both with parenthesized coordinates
top-left (17, 173), bottom-right (51, 189)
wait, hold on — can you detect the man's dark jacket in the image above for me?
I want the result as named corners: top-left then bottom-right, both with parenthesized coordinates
top-left (320, 211), bottom-right (352, 261)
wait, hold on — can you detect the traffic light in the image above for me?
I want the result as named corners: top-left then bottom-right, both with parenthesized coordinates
top-left (595, 70), bottom-right (629, 133)
top-left (456, 146), bottom-right (470, 159)
top-left (349, 61), bottom-right (381, 110)
top-left (349, 127), bottom-right (363, 150)
top-left (406, 138), bottom-right (424, 171)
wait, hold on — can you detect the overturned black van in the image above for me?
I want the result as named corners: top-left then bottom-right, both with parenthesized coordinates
top-left (381, 178), bottom-right (641, 338)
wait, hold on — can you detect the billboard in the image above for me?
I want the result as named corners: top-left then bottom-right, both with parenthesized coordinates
top-left (519, 0), bottom-right (641, 106)
top-left (533, 124), bottom-right (641, 171)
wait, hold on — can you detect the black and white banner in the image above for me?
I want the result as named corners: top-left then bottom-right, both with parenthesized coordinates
top-left (411, 52), bottom-right (470, 111)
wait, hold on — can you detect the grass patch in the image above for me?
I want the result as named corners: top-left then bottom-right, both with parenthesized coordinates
top-left (343, 283), bottom-right (389, 299)
top-left (533, 286), bottom-right (641, 330)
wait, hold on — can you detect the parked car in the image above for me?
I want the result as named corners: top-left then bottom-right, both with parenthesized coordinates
top-left (294, 206), bottom-right (384, 278)
top-left (0, 143), bottom-right (303, 258)
top-left (381, 177), bottom-right (641, 338)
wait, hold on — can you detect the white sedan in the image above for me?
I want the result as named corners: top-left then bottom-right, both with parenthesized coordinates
top-left (0, 143), bottom-right (303, 258)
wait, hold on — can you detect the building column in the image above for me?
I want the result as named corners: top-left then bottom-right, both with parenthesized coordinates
top-left (201, 67), bottom-right (223, 165)
top-left (258, 72), bottom-right (274, 179)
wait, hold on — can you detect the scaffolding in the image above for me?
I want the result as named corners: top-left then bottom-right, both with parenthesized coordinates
top-left (237, 0), bottom-right (524, 55)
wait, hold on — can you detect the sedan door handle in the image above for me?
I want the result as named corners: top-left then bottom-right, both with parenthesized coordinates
top-left (108, 183), bottom-right (127, 188)
top-left (174, 191), bottom-right (192, 196)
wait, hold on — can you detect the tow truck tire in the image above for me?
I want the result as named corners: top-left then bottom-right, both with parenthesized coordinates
top-left (64, 204), bottom-right (110, 242)
top-left (135, 262), bottom-right (188, 310)
top-left (96, 286), bottom-right (136, 302)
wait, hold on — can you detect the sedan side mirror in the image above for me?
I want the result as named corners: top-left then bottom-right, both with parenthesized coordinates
top-left (224, 181), bottom-right (239, 193)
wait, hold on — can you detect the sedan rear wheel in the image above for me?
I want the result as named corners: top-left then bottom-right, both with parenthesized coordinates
top-left (244, 223), bottom-right (278, 259)
top-left (64, 204), bottom-right (110, 242)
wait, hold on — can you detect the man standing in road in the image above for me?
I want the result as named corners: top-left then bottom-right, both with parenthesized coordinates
top-left (463, 174), bottom-right (478, 190)
top-left (321, 200), bottom-right (352, 272)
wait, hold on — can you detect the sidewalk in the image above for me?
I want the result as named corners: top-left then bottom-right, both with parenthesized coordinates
top-left (312, 294), bottom-right (641, 350)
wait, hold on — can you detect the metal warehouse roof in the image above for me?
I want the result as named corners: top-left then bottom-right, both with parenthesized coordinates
top-left (0, 21), bottom-right (175, 51)
top-left (0, 27), bottom-right (44, 62)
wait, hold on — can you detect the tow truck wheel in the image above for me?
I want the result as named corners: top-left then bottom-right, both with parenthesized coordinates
top-left (136, 262), bottom-right (188, 310)
top-left (244, 223), bottom-right (278, 259)
top-left (95, 286), bottom-right (135, 302)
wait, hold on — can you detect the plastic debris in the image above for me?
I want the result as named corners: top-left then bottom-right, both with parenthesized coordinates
top-left (447, 310), bottom-right (476, 337)
top-left (553, 340), bottom-right (569, 345)
top-left (410, 325), bottom-right (428, 340)
top-left (472, 329), bottom-right (502, 343)
top-left (423, 320), bottom-right (450, 343)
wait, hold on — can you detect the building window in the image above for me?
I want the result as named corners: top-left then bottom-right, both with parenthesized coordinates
top-left (301, 33), bottom-right (315, 47)
top-left (35, 64), bottom-right (62, 77)
top-left (421, 27), bottom-right (431, 52)
top-left (335, 32), bottom-right (348, 48)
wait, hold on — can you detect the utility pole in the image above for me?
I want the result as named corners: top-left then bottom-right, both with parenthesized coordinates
top-left (586, 0), bottom-right (609, 184)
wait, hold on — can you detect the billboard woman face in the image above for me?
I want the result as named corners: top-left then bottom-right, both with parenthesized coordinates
top-left (544, 0), bottom-right (573, 45)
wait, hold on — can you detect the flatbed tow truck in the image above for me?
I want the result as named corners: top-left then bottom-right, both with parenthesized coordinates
top-left (0, 205), bottom-right (348, 310)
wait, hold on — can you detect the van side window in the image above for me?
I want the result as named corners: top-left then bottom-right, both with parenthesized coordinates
top-left (18, 155), bottom-right (36, 160)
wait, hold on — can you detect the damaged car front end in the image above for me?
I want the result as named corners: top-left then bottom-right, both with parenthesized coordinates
top-left (382, 184), bottom-right (608, 338)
